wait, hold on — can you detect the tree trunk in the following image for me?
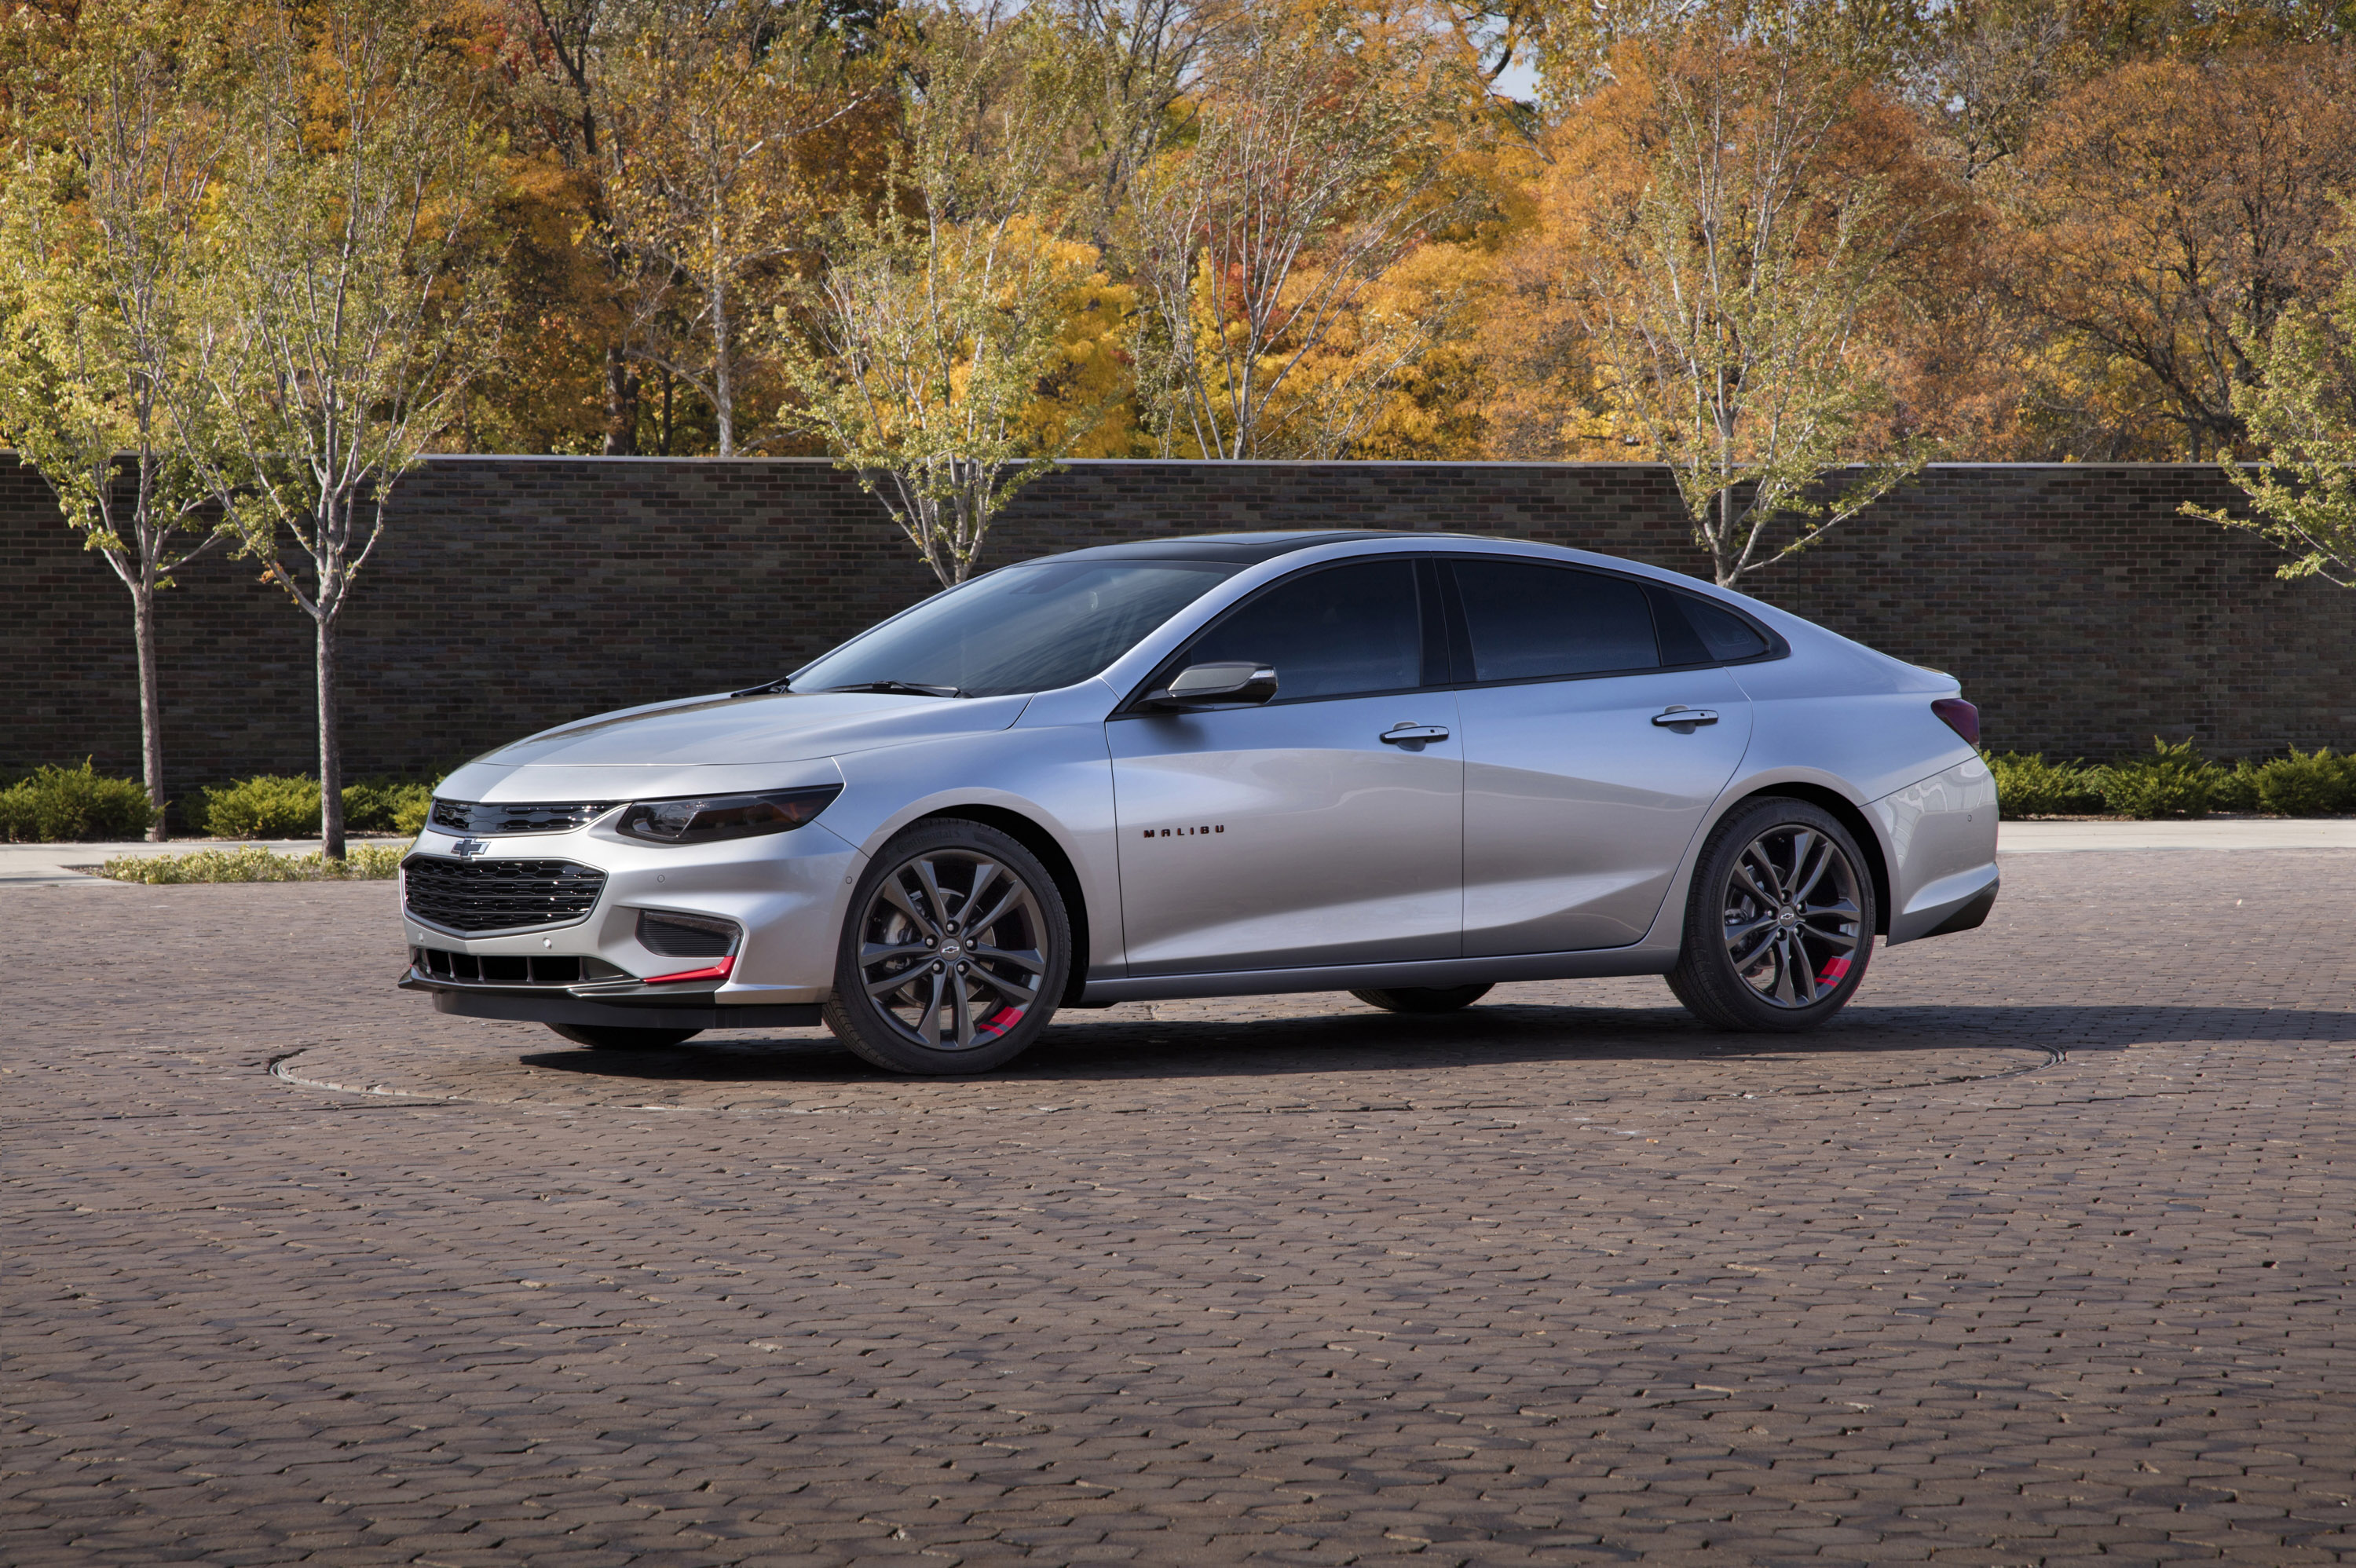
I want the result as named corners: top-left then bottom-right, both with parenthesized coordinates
top-left (1716, 484), bottom-right (1737, 586)
top-left (316, 611), bottom-right (346, 861)
top-left (712, 280), bottom-right (735, 457)
top-left (602, 342), bottom-right (641, 455)
top-left (130, 578), bottom-right (166, 842)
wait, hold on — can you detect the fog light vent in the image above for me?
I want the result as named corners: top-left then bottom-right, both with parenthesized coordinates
top-left (638, 912), bottom-right (739, 959)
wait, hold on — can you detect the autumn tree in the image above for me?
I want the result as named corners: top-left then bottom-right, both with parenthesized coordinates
top-left (1059, 0), bottom-right (1229, 236)
top-left (2184, 198), bottom-right (2356, 587)
top-left (596, 0), bottom-right (882, 455)
top-left (501, 0), bottom-right (650, 452)
top-left (783, 6), bottom-right (1104, 586)
top-left (0, 0), bottom-right (232, 838)
top-left (192, 0), bottom-right (504, 859)
top-left (1128, 5), bottom-right (1476, 459)
top-left (1563, 27), bottom-right (1941, 586)
top-left (2008, 48), bottom-right (2356, 459)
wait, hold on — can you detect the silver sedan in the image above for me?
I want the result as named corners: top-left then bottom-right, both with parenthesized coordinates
top-left (398, 531), bottom-right (1998, 1074)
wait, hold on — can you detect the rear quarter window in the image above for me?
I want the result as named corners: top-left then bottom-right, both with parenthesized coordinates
top-left (1652, 588), bottom-right (1773, 665)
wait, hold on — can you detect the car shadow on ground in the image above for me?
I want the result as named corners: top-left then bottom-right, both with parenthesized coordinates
top-left (510, 1001), bottom-right (2356, 1085)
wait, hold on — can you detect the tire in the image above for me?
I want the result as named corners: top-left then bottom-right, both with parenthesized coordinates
top-left (822, 819), bottom-right (1072, 1075)
top-left (546, 1022), bottom-right (704, 1051)
top-left (1350, 984), bottom-right (1494, 1014)
top-left (1666, 797), bottom-right (1876, 1033)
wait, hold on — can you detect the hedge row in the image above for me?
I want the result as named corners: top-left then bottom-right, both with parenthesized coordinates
top-left (0, 764), bottom-right (440, 842)
top-left (191, 774), bottom-right (437, 838)
top-left (1987, 741), bottom-right (2356, 820)
top-left (100, 844), bottom-right (407, 882)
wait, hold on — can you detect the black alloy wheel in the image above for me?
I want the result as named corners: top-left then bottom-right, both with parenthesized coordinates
top-left (824, 819), bottom-right (1072, 1075)
top-left (1666, 797), bottom-right (1876, 1033)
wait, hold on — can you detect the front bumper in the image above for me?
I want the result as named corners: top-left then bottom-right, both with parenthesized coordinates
top-left (399, 974), bottom-right (820, 1030)
top-left (395, 810), bottom-right (860, 1007)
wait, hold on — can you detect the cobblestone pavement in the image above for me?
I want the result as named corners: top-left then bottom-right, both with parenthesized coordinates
top-left (4, 850), bottom-right (2351, 1567)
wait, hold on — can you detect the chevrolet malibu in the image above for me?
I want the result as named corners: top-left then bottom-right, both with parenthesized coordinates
top-left (398, 531), bottom-right (1998, 1074)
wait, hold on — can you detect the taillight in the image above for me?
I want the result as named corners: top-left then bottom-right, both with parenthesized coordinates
top-left (1931, 697), bottom-right (1979, 746)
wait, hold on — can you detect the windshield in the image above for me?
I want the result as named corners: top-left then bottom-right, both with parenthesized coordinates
top-left (792, 559), bottom-right (1242, 700)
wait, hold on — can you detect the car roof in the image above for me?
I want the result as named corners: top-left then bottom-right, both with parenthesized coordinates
top-left (1037, 530), bottom-right (1493, 565)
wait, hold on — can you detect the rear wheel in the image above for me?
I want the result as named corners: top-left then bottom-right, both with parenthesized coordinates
top-left (1666, 798), bottom-right (1875, 1033)
top-left (823, 819), bottom-right (1071, 1075)
top-left (1350, 984), bottom-right (1494, 1014)
top-left (546, 1022), bottom-right (703, 1051)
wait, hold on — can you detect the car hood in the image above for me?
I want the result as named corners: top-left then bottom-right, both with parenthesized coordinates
top-left (435, 689), bottom-right (1032, 803)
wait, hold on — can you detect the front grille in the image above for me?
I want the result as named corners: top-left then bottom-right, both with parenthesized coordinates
top-left (402, 856), bottom-right (606, 932)
top-left (411, 947), bottom-right (630, 985)
top-left (430, 799), bottom-right (620, 835)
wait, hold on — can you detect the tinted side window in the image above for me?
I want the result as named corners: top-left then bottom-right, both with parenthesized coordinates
top-left (1452, 561), bottom-right (1659, 682)
top-left (1183, 560), bottom-right (1424, 701)
top-left (1671, 594), bottom-right (1771, 662)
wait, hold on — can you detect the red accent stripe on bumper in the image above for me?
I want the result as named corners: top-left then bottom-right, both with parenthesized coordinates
top-left (644, 955), bottom-right (735, 985)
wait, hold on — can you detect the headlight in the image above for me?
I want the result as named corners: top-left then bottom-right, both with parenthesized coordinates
top-left (614, 785), bottom-right (842, 845)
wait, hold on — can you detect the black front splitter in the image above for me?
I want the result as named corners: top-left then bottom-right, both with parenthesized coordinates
top-left (401, 975), bottom-right (821, 1030)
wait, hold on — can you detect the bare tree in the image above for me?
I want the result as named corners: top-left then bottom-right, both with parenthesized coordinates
top-left (1571, 29), bottom-right (1936, 586)
top-left (1129, 6), bottom-right (1472, 459)
top-left (192, 0), bottom-right (503, 858)
top-left (0, 0), bottom-right (231, 838)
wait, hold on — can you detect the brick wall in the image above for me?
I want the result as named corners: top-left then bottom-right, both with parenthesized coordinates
top-left (8, 457), bottom-right (2352, 823)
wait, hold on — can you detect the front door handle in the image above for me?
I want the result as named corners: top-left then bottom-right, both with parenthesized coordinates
top-left (1652, 707), bottom-right (1720, 729)
top-left (1380, 722), bottom-right (1451, 746)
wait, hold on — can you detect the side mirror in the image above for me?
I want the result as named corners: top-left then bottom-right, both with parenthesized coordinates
top-left (1145, 661), bottom-right (1279, 710)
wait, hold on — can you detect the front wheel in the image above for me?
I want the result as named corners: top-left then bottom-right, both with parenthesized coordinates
top-left (822, 819), bottom-right (1072, 1075)
top-left (546, 1022), bottom-right (704, 1051)
top-left (1666, 798), bottom-right (1876, 1033)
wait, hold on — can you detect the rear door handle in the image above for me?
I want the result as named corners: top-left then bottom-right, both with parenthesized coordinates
top-left (1652, 707), bottom-right (1720, 729)
top-left (1380, 722), bottom-right (1451, 745)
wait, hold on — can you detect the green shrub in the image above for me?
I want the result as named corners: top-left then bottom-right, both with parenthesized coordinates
top-left (2091, 737), bottom-right (2226, 819)
top-left (2212, 761), bottom-right (2263, 813)
top-left (1985, 751), bottom-right (2103, 818)
top-left (193, 774), bottom-right (321, 837)
top-left (2251, 747), bottom-right (2355, 816)
top-left (0, 760), bottom-right (157, 842)
top-left (392, 791), bottom-right (431, 835)
top-left (342, 777), bottom-right (435, 835)
top-left (194, 773), bottom-right (443, 837)
top-left (100, 843), bottom-right (404, 883)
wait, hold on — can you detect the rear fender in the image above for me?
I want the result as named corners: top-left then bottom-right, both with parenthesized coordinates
top-left (1637, 769), bottom-right (1900, 951)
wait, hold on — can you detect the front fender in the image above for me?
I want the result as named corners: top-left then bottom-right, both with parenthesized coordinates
top-left (825, 723), bottom-right (1123, 982)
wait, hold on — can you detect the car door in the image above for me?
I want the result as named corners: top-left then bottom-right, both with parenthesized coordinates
top-left (1449, 557), bottom-right (1755, 955)
top-left (1107, 557), bottom-right (1462, 976)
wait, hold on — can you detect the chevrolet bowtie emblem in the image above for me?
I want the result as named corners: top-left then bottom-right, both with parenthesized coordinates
top-left (452, 839), bottom-right (489, 857)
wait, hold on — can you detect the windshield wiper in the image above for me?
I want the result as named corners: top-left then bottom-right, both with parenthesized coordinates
top-left (731, 677), bottom-right (793, 698)
top-left (821, 680), bottom-right (963, 698)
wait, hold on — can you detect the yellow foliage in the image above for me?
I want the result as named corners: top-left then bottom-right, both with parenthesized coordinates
top-left (1021, 235), bottom-right (1146, 459)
